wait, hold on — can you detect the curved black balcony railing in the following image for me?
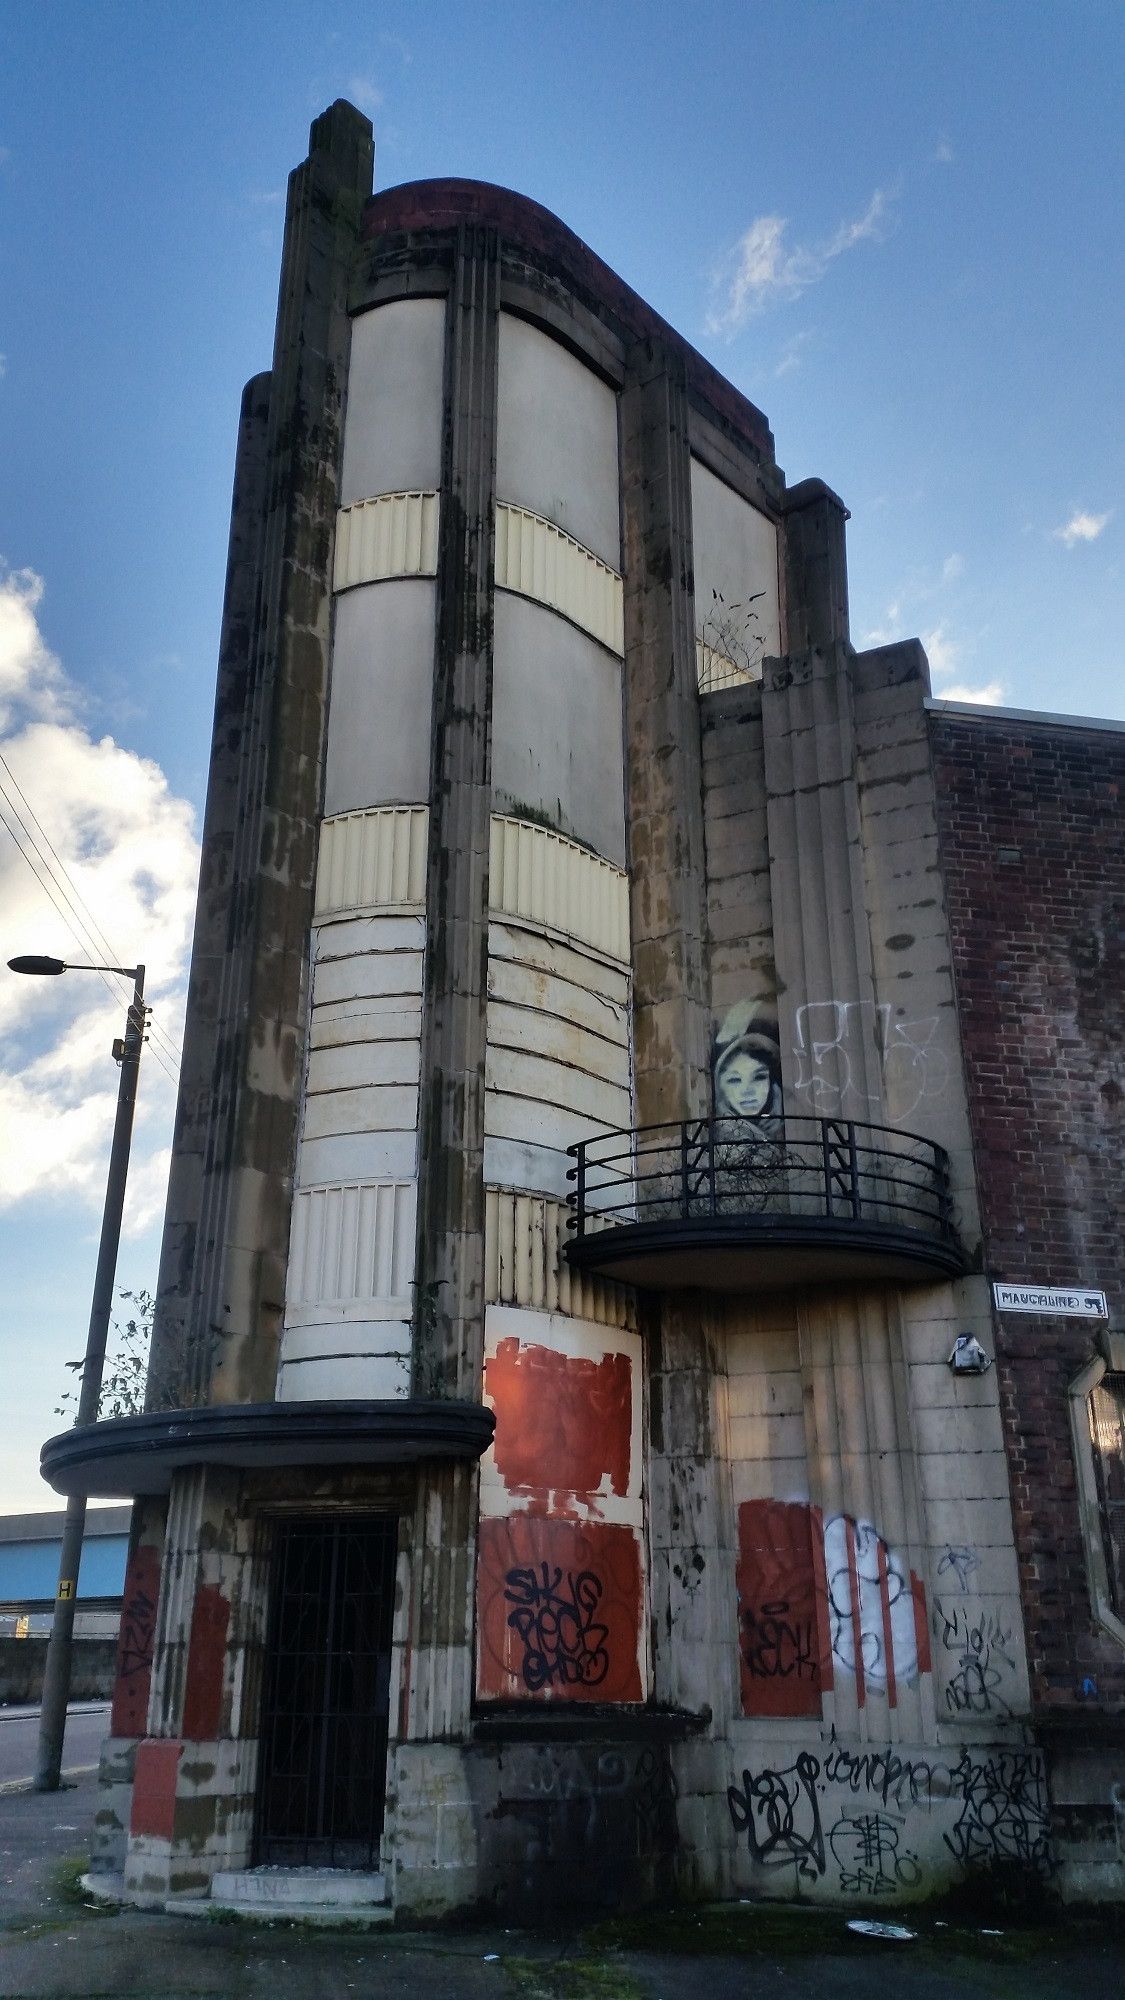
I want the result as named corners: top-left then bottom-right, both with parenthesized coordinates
top-left (565, 1115), bottom-right (966, 1292)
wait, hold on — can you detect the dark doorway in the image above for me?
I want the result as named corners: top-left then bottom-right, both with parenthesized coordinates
top-left (254, 1514), bottom-right (397, 1868)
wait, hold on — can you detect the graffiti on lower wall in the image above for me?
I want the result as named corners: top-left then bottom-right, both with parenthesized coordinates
top-left (110, 1543), bottom-right (161, 1739)
top-left (728, 1735), bottom-right (1051, 1891)
top-left (737, 1500), bottom-right (931, 1717)
top-left (477, 1514), bottom-right (642, 1702)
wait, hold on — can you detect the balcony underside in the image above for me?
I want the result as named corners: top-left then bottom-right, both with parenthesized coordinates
top-left (566, 1212), bottom-right (969, 1293)
top-left (40, 1398), bottom-right (495, 1499)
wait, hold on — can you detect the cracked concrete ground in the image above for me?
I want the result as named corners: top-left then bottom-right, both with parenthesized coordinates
top-left (2, 1770), bottom-right (1124, 2000)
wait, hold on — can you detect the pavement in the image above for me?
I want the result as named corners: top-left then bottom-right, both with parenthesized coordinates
top-left (0, 1761), bottom-right (1124, 1999)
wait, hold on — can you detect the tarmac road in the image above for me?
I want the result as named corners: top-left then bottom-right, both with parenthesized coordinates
top-left (0, 1704), bottom-right (110, 1787)
top-left (0, 1763), bottom-right (1123, 2000)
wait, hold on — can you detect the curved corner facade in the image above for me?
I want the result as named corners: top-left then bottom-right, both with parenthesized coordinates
top-left (76, 102), bottom-right (1082, 1919)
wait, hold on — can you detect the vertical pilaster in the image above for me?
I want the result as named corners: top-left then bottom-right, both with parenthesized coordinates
top-left (413, 226), bottom-right (500, 1404)
top-left (781, 477), bottom-right (851, 654)
top-left (620, 345), bottom-right (711, 1127)
top-left (146, 373), bottom-right (270, 1407)
top-left (763, 643), bottom-right (884, 1114)
top-left (150, 102), bottom-right (374, 1410)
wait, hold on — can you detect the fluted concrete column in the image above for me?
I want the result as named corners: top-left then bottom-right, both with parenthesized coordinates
top-left (621, 344), bottom-right (711, 1126)
top-left (413, 226), bottom-right (500, 1404)
top-left (763, 643), bottom-right (884, 1115)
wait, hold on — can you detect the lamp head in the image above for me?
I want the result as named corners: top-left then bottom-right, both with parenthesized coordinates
top-left (8, 955), bottom-right (67, 977)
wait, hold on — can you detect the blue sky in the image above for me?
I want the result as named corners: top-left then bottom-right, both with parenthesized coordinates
top-left (1, 1), bottom-right (1121, 1509)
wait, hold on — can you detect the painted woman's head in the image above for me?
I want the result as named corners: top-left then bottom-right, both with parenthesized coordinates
top-left (713, 1001), bottom-right (782, 1124)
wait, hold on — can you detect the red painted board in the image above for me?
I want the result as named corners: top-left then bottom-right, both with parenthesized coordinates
top-left (486, 1339), bottom-right (631, 1510)
top-left (736, 1498), bottom-right (826, 1718)
top-left (477, 1514), bottom-right (642, 1702)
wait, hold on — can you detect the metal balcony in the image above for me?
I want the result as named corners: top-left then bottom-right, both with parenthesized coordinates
top-left (565, 1114), bottom-right (967, 1292)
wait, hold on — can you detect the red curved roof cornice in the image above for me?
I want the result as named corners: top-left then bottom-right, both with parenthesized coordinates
top-left (363, 178), bottom-right (774, 463)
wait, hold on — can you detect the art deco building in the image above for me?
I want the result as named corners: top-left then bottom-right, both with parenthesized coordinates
top-left (45, 101), bottom-right (1123, 1917)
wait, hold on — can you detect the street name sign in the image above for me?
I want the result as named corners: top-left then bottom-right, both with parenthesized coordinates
top-left (993, 1283), bottom-right (1108, 1319)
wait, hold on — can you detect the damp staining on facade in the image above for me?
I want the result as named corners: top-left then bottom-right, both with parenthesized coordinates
top-left (44, 102), bottom-right (1125, 1920)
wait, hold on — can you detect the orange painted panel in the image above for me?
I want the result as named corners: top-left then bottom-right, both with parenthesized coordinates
top-left (181, 1584), bottom-right (230, 1741)
top-left (736, 1498), bottom-right (828, 1718)
top-left (486, 1338), bottom-right (631, 1509)
top-left (477, 1514), bottom-right (642, 1702)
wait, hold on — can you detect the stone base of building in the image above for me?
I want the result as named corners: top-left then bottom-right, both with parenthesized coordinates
top-left (90, 1718), bottom-right (1107, 1920)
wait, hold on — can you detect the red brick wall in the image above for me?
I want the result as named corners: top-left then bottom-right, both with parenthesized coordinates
top-left (931, 711), bottom-right (1125, 1714)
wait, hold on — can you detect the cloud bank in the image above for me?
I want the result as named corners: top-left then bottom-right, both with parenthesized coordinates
top-left (0, 564), bottom-right (199, 1233)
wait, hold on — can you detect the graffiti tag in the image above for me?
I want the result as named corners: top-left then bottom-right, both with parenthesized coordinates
top-left (504, 1563), bottom-right (610, 1693)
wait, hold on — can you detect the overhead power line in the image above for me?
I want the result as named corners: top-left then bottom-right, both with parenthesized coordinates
top-left (0, 775), bottom-right (181, 1089)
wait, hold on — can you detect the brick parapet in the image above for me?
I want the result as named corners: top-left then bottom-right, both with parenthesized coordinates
top-left (930, 710), bottom-right (1125, 1711)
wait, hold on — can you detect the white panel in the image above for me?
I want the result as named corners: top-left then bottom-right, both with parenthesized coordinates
top-left (303, 1086), bottom-right (420, 1141)
top-left (496, 315), bottom-right (620, 565)
top-left (316, 808), bottom-right (429, 918)
top-left (305, 1039), bottom-right (420, 1094)
top-left (488, 919), bottom-right (631, 1022)
top-left (495, 503), bottom-right (623, 655)
top-left (492, 593), bottom-right (627, 867)
top-left (334, 492), bottom-right (439, 590)
top-left (324, 581), bottom-right (436, 815)
top-left (277, 1350), bottom-right (411, 1402)
top-left (489, 815), bottom-right (629, 962)
top-left (690, 457), bottom-right (781, 683)
top-left (341, 299), bottom-right (446, 504)
top-left (299, 1131), bottom-right (418, 1185)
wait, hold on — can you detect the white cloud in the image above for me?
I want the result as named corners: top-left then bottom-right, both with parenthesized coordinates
top-left (0, 565), bottom-right (199, 1233)
top-left (921, 624), bottom-right (961, 681)
top-left (937, 681), bottom-right (1006, 706)
top-left (774, 331), bottom-right (813, 378)
top-left (1053, 509), bottom-right (1111, 547)
top-left (345, 73), bottom-right (383, 112)
top-left (942, 552), bottom-right (964, 583)
top-left (0, 565), bottom-right (69, 728)
top-left (935, 136), bottom-right (955, 164)
top-left (707, 190), bottom-right (890, 337)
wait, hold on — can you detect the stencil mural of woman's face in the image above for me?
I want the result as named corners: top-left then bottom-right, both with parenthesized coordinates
top-left (713, 1001), bottom-right (783, 1126)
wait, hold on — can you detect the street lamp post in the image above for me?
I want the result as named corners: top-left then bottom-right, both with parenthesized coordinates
top-left (7, 954), bottom-right (147, 1792)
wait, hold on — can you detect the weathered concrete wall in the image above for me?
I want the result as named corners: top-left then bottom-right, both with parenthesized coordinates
top-left (0, 1637), bottom-right (117, 1703)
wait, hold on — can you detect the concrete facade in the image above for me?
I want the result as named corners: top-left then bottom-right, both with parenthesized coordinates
top-left (53, 105), bottom-right (1122, 1919)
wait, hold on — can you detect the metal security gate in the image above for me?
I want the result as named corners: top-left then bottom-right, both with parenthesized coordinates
top-left (254, 1515), bottom-right (397, 1868)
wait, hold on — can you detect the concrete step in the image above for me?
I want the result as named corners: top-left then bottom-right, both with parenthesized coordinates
top-left (209, 1866), bottom-right (389, 1912)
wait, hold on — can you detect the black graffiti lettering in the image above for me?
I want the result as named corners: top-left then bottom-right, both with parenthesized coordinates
top-left (938, 1602), bottom-right (1015, 1716)
top-left (117, 1586), bottom-right (156, 1681)
top-left (727, 1752), bottom-right (825, 1879)
top-left (504, 1563), bottom-right (610, 1693)
top-left (944, 1750), bottom-right (1052, 1875)
top-left (822, 1732), bottom-right (937, 1811)
top-left (829, 1810), bottom-right (922, 1896)
top-left (741, 1599), bottom-right (820, 1683)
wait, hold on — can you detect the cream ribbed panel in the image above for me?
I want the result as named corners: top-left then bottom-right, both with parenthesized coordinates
top-left (495, 502), bottom-right (624, 654)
